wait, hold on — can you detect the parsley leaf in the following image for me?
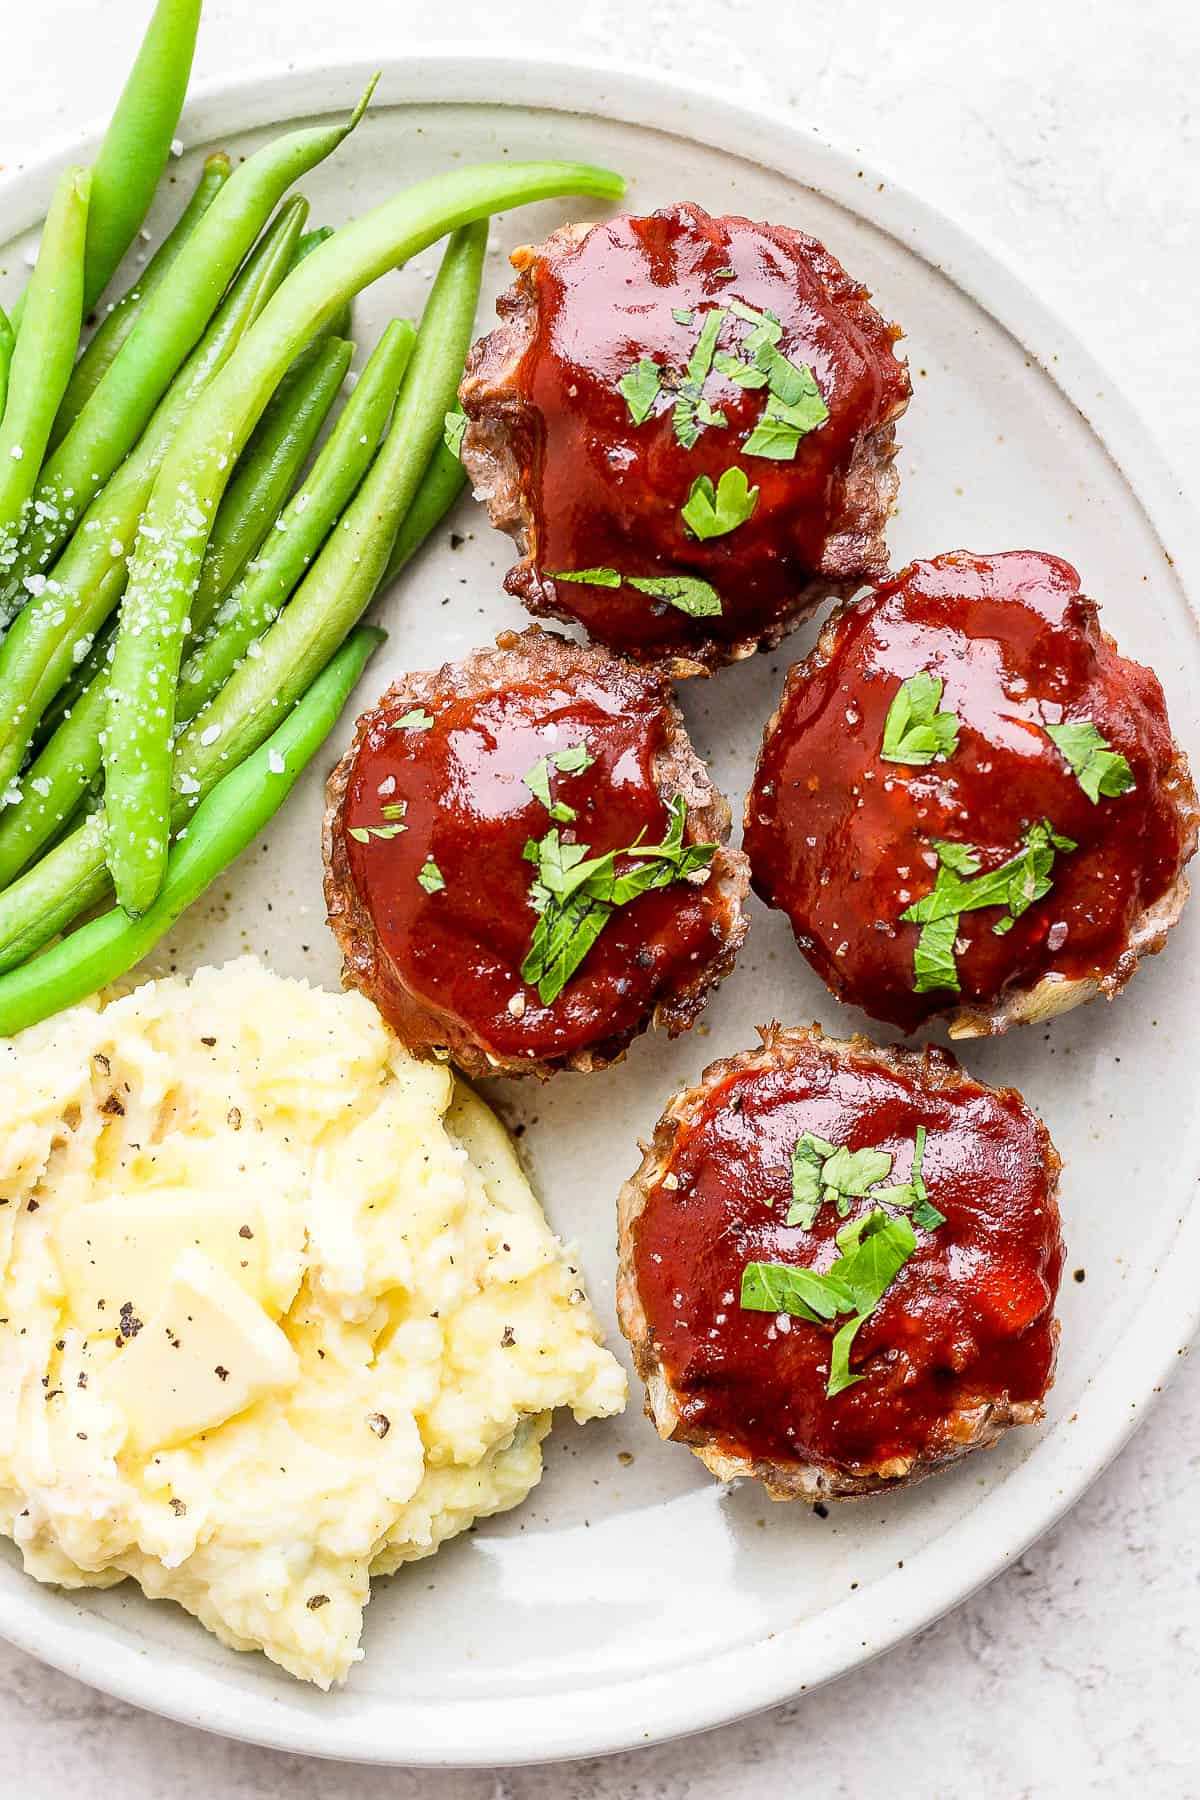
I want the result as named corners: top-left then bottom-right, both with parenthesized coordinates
top-left (391, 708), bottom-right (433, 732)
top-left (443, 408), bottom-right (466, 459)
top-left (519, 796), bottom-right (716, 1004)
top-left (713, 266), bottom-right (736, 280)
top-left (875, 1126), bottom-right (947, 1231)
top-left (1046, 719), bottom-right (1135, 804)
top-left (788, 1132), bottom-right (836, 1229)
top-left (681, 467), bottom-right (760, 541)
top-left (523, 742), bottom-right (596, 823)
top-left (348, 821), bottom-right (406, 844)
top-left (740, 1261), bottom-right (855, 1322)
top-left (628, 574), bottom-right (722, 617)
top-left (550, 567), bottom-right (622, 587)
top-left (881, 672), bottom-right (961, 765)
top-left (741, 1210), bottom-right (918, 1396)
top-left (618, 358), bottom-right (663, 426)
top-left (901, 822), bottom-right (1076, 993)
top-left (417, 859), bottom-right (445, 894)
top-left (713, 349), bottom-right (769, 388)
top-left (671, 307), bottom-right (694, 325)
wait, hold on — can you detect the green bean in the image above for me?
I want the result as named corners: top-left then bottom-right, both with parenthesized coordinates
top-left (0, 169), bottom-right (91, 563)
top-left (12, 198), bottom-right (310, 770)
top-left (8, 0), bottom-right (202, 336)
top-left (382, 438), bottom-right (468, 585)
top-left (187, 335), bottom-right (352, 639)
top-left (0, 320), bottom-right (413, 887)
top-left (172, 225), bottom-right (485, 803)
top-left (101, 157), bottom-right (621, 915)
top-left (48, 152), bottom-right (232, 455)
top-left (180, 317), bottom-right (415, 718)
top-left (0, 225), bottom-right (485, 959)
top-left (0, 306), bottom-right (14, 422)
top-left (0, 199), bottom-right (307, 809)
top-left (0, 84), bottom-right (376, 611)
top-left (0, 626), bottom-right (383, 1037)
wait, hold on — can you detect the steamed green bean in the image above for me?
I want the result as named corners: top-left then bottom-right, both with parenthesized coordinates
top-left (0, 84), bottom-right (375, 612)
top-left (48, 151), bottom-right (232, 454)
top-left (0, 198), bottom-right (307, 806)
top-left (0, 626), bottom-right (383, 1038)
top-left (0, 169), bottom-right (90, 563)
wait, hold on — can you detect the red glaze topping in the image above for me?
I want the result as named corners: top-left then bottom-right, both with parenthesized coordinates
top-left (745, 550), bottom-right (1197, 1032)
top-left (339, 645), bottom-right (734, 1065)
top-left (480, 204), bottom-right (909, 666)
top-left (631, 1033), bottom-right (1062, 1477)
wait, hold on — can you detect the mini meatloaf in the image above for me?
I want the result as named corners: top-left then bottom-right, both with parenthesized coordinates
top-left (323, 627), bottom-right (749, 1079)
top-left (459, 202), bottom-right (911, 673)
top-left (744, 549), bottom-right (1198, 1037)
top-left (617, 1025), bottom-right (1063, 1500)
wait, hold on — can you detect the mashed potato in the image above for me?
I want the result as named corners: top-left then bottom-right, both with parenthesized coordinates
top-left (0, 959), bottom-right (625, 1686)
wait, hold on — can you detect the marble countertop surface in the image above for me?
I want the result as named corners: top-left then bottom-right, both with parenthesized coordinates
top-left (3, 1), bottom-right (1198, 1793)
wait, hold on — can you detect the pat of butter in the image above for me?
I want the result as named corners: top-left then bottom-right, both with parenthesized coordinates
top-left (54, 1187), bottom-right (281, 1328)
top-left (106, 1250), bottom-right (299, 1453)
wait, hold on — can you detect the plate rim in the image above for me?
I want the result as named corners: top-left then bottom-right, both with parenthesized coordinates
top-left (1, 47), bottom-right (1197, 1768)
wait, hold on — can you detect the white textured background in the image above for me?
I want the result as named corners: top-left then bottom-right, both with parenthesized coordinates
top-left (3, 2), bottom-right (1199, 1794)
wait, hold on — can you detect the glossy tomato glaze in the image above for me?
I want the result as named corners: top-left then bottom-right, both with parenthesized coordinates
top-left (469, 204), bottom-right (910, 665)
top-left (745, 550), bottom-right (1197, 1032)
top-left (338, 645), bottom-right (735, 1066)
top-left (630, 1033), bottom-right (1062, 1478)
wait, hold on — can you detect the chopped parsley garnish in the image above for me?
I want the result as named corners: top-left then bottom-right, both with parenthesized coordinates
top-left (523, 742), bottom-right (596, 823)
top-left (673, 307), bottom-right (730, 449)
top-left (875, 1125), bottom-right (947, 1231)
top-left (881, 672), bottom-right (960, 765)
top-left (550, 566), bottom-right (622, 588)
top-left (618, 358), bottom-right (662, 426)
top-left (681, 467), bottom-right (759, 540)
top-left (901, 820), bottom-right (1077, 992)
top-left (519, 794), bottom-right (715, 1004)
top-left (380, 801), bottom-right (408, 822)
top-left (713, 265), bottom-right (736, 280)
top-left (787, 1133), bottom-right (893, 1228)
top-left (742, 1210), bottom-right (918, 1397)
top-left (417, 859), bottom-right (445, 894)
top-left (628, 574), bottom-right (721, 617)
top-left (1046, 719), bottom-right (1134, 804)
top-left (348, 819), bottom-right (406, 843)
top-left (548, 567), bottom-right (722, 617)
top-left (443, 408), bottom-right (466, 459)
top-left (613, 293), bottom-right (828, 460)
top-left (391, 708), bottom-right (434, 731)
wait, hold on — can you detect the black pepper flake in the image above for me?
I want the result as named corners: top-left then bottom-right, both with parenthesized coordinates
top-left (26, 1199), bottom-right (39, 1213)
top-left (118, 1302), bottom-right (143, 1339)
top-left (1073, 1268), bottom-right (1086, 1284)
top-left (214, 1365), bottom-right (230, 1382)
top-left (100, 1093), bottom-right (125, 1117)
top-left (169, 1497), bottom-right (187, 1516)
top-left (55, 1339), bottom-right (65, 1352)
top-left (500, 1326), bottom-right (516, 1348)
top-left (238, 1224), bottom-right (253, 1239)
top-left (814, 1502), bottom-right (829, 1519)
top-left (77, 1372), bottom-right (88, 1388)
top-left (306, 1594), bottom-right (330, 1610)
top-left (200, 1036), bottom-right (217, 1047)
top-left (227, 1107), bottom-right (242, 1131)
top-left (366, 1412), bottom-right (390, 1438)
top-left (93, 1052), bottom-right (111, 1076)
top-left (76, 1431), bottom-right (87, 1441)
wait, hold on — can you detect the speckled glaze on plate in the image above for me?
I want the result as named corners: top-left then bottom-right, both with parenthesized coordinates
top-left (0, 52), bottom-right (1197, 1768)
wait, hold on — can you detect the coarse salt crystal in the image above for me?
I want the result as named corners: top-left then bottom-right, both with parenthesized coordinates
top-left (268, 749), bottom-right (286, 775)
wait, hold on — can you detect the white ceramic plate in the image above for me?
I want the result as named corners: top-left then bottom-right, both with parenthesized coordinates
top-left (1, 53), bottom-right (1198, 1768)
